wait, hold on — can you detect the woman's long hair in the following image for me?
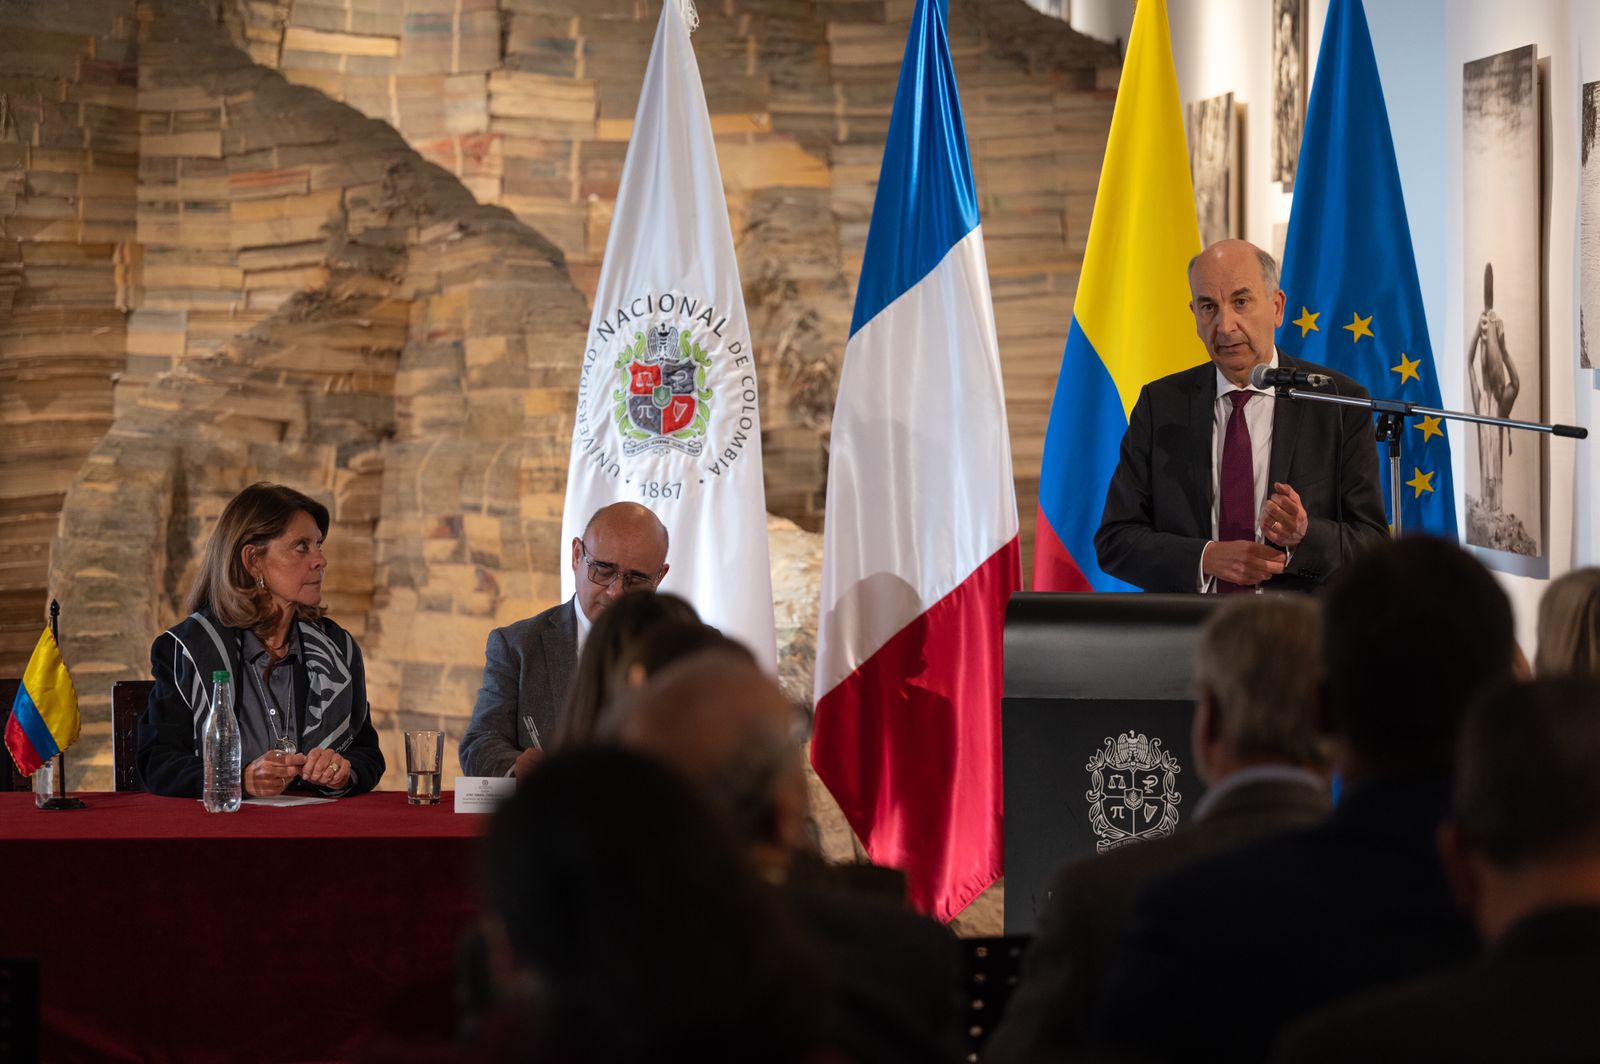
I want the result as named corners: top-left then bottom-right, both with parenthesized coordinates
top-left (1536, 567), bottom-right (1600, 679)
top-left (185, 482), bottom-right (330, 636)
top-left (554, 591), bottom-right (699, 749)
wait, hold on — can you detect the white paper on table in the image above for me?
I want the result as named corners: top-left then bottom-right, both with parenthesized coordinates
top-left (454, 776), bottom-right (517, 813)
top-left (244, 794), bottom-right (336, 807)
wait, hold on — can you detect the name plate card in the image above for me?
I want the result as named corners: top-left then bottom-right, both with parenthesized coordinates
top-left (454, 776), bottom-right (517, 813)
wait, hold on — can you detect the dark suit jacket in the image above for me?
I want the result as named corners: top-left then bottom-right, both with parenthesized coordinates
top-left (1090, 774), bottom-right (1477, 1063)
top-left (138, 610), bottom-right (385, 798)
top-left (1272, 906), bottom-right (1600, 1064)
top-left (983, 775), bottom-right (1329, 1064)
top-left (1096, 354), bottom-right (1389, 592)
top-left (458, 597), bottom-right (578, 777)
top-left (785, 880), bottom-right (966, 1064)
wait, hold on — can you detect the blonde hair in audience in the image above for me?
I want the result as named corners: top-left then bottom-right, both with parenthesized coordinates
top-left (1192, 594), bottom-right (1326, 766)
top-left (1535, 568), bottom-right (1600, 679)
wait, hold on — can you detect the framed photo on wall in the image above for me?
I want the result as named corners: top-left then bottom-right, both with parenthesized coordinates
top-left (1462, 44), bottom-right (1544, 558)
top-left (1581, 79), bottom-right (1600, 370)
top-left (1189, 92), bottom-right (1242, 249)
top-left (1271, 0), bottom-right (1306, 189)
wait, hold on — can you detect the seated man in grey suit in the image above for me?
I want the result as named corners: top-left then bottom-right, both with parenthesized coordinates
top-left (459, 502), bottom-right (669, 778)
top-left (1274, 676), bottom-right (1600, 1064)
top-left (984, 594), bottom-right (1330, 1064)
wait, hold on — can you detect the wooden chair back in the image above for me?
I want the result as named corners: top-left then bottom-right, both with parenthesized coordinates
top-left (111, 680), bottom-right (154, 793)
top-left (962, 935), bottom-right (1030, 1061)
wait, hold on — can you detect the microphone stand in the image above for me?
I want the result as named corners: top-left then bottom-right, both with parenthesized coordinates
top-left (1271, 385), bottom-right (1587, 537)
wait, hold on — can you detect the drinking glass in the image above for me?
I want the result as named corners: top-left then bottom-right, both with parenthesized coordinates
top-left (404, 730), bottom-right (444, 805)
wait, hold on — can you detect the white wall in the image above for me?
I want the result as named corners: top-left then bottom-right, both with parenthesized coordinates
top-left (1067, 0), bottom-right (1134, 46)
top-left (1161, 0), bottom-right (1600, 653)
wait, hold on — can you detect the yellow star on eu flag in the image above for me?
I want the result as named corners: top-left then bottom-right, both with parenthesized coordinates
top-left (1415, 415), bottom-right (1443, 442)
top-left (1292, 307), bottom-right (1320, 337)
top-left (1391, 353), bottom-right (1421, 383)
top-left (1343, 312), bottom-right (1374, 342)
top-left (1406, 466), bottom-right (1435, 497)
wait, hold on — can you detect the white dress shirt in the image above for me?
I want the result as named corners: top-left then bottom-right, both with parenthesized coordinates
top-left (574, 593), bottom-right (593, 652)
top-left (1198, 350), bottom-right (1281, 592)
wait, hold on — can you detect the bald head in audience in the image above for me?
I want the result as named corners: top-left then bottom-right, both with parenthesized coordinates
top-left (613, 650), bottom-right (810, 865)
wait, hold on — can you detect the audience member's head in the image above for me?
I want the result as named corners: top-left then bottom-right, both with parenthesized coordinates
top-left (1322, 535), bottom-right (1515, 779)
top-left (1535, 567), bottom-right (1600, 678)
top-left (481, 746), bottom-right (821, 1063)
top-left (613, 650), bottom-right (810, 864)
top-left (613, 619), bottom-right (754, 692)
top-left (1190, 593), bottom-right (1326, 786)
top-left (1440, 677), bottom-right (1600, 941)
top-left (554, 590), bottom-right (699, 749)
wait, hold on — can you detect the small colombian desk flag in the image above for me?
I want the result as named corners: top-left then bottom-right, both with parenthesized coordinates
top-left (5, 625), bottom-right (80, 776)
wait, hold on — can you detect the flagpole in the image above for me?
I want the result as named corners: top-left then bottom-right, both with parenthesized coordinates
top-left (38, 598), bottom-right (85, 810)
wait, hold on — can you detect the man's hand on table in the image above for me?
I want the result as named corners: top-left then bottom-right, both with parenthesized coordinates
top-left (512, 745), bottom-right (544, 782)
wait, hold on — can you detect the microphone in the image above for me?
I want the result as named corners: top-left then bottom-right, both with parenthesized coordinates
top-left (1250, 363), bottom-right (1332, 390)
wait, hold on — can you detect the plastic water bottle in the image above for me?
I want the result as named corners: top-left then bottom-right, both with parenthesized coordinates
top-left (202, 669), bottom-right (242, 813)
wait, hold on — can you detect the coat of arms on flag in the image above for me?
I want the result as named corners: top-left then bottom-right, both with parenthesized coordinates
top-left (615, 323), bottom-right (713, 456)
top-left (559, 0), bottom-right (777, 667)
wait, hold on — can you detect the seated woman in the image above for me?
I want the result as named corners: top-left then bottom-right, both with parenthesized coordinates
top-left (137, 482), bottom-right (385, 797)
top-left (1536, 567), bottom-right (1600, 678)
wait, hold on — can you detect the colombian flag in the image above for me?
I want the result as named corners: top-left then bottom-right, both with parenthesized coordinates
top-left (5, 626), bottom-right (80, 776)
top-left (1033, 0), bottom-right (1207, 591)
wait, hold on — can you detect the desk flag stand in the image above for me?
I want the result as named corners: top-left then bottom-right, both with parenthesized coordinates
top-left (35, 601), bottom-right (85, 811)
top-left (1273, 385), bottom-right (1587, 536)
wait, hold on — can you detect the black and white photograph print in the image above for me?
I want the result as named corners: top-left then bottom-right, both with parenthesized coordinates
top-left (1189, 92), bottom-right (1241, 250)
top-left (1272, 0), bottom-right (1305, 188)
top-left (1462, 44), bottom-right (1543, 557)
top-left (1581, 79), bottom-right (1600, 370)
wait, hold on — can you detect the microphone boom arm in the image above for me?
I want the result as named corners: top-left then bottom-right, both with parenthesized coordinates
top-left (1273, 386), bottom-right (1587, 537)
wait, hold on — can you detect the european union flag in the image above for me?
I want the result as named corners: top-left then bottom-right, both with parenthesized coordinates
top-left (1277, 0), bottom-right (1457, 537)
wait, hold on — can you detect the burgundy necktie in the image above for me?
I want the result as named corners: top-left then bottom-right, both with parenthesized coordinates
top-left (1216, 390), bottom-right (1255, 594)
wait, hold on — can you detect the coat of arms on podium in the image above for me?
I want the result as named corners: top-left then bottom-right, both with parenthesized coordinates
top-left (1085, 732), bottom-right (1182, 853)
top-left (612, 323), bottom-right (713, 457)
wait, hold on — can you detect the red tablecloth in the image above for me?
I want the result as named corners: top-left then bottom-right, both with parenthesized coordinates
top-left (0, 791), bottom-right (486, 1063)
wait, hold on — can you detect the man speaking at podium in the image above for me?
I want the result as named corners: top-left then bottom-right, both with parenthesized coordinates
top-left (1095, 240), bottom-right (1388, 593)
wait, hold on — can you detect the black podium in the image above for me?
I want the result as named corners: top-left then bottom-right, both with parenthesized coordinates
top-left (1002, 592), bottom-right (1221, 934)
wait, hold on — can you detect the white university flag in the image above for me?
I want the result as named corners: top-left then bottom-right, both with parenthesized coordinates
top-left (560, 0), bottom-right (776, 667)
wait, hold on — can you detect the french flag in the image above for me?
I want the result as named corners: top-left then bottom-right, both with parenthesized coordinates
top-left (810, 0), bottom-right (1021, 922)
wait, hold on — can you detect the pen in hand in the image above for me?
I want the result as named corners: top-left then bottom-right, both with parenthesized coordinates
top-left (521, 714), bottom-right (543, 751)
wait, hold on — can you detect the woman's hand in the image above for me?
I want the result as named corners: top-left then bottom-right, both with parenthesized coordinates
top-left (302, 747), bottom-right (350, 790)
top-left (243, 751), bottom-right (305, 797)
